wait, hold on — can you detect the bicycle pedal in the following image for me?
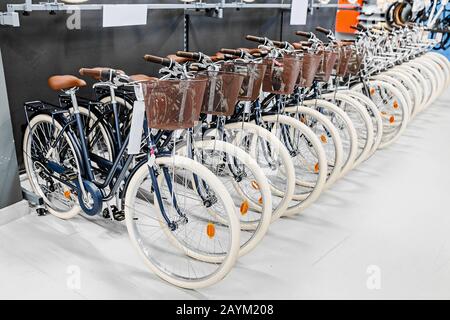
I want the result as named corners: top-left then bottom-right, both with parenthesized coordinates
top-left (102, 205), bottom-right (118, 219)
top-left (113, 211), bottom-right (125, 221)
top-left (102, 206), bottom-right (125, 221)
top-left (102, 208), bottom-right (111, 219)
top-left (36, 207), bottom-right (48, 216)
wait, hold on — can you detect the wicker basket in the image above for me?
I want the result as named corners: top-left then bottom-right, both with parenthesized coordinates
top-left (315, 49), bottom-right (338, 82)
top-left (201, 71), bottom-right (244, 116)
top-left (221, 62), bottom-right (267, 101)
top-left (262, 56), bottom-right (302, 94)
top-left (335, 46), bottom-right (353, 77)
top-left (143, 77), bottom-right (208, 130)
top-left (297, 52), bottom-right (322, 88)
top-left (347, 49), bottom-right (365, 75)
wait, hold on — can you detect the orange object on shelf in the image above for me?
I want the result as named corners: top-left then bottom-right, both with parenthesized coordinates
top-left (335, 10), bottom-right (360, 34)
top-left (338, 0), bottom-right (363, 6)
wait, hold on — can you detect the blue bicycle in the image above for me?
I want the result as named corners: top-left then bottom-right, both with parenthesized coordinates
top-left (22, 69), bottom-right (240, 289)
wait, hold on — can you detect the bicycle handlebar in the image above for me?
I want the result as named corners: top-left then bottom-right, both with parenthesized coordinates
top-left (246, 35), bottom-right (267, 44)
top-left (211, 52), bottom-right (236, 62)
top-left (143, 54), bottom-right (173, 67)
top-left (350, 23), bottom-right (367, 32)
top-left (220, 48), bottom-right (243, 57)
top-left (272, 40), bottom-right (292, 49)
top-left (298, 41), bottom-right (312, 47)
top-left (176, 51), bottom-right (202, 61)
top-left (240, 47), bottom-right (270, 56)
top-left (79, 67), bottom-right (122, 81)
top-left (316, 26), bottom-right (331, 34)
top-left (295, 31), bottom-right (313, 38)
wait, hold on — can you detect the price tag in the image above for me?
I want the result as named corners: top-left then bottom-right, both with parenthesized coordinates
top-left (290, 0), bottom-right (308, 25)
top-left (128, 100), bottom-right (146, 155)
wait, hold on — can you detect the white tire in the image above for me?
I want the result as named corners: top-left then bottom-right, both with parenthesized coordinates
top-left (124, 155), bottom-right (240, 289)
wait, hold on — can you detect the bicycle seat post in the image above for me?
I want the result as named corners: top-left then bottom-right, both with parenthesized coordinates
top-left (65, 87), bottom-right (80, 113)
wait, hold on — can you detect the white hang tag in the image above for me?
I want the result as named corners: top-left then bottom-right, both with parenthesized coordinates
top-left (147, 152), bottom-right (156, 167)
top-left (244, 101), bottom-right (252, 113)
top-left (290, 0), bottom-right (308, 25)
top-left (128, 100), bottom-right (146, 155)
top-left (174, 129), bottom-right (183, 140)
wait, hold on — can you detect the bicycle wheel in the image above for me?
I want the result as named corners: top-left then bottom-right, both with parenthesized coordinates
top-left (124, 155), bottom-right (240, 289)
top-left (23, 113), bottom-right (81, 219)
top-left (372, 74), bottom-right (413, 119)
top-left (260, 115), bottom-right (328, 216)
top-left (302, 99), bottom-right (358, 177)
top-left (223, 121), bottom-right (296, 222)
top-left (178, 139), bottom-right (272, 257)
top-left (405, 61), bottom-right (437, 109)
top-left (417, 56), bottom-right (446, 95)
top-left (342, 90), bottom-right (383, 157)
top-left (382, 69), bottom-right (420, 118)
top-left (351, 80), bottom-right (409, 149)
top-left (284, 105), bottom-right (344, 188)
top-left (98, 95), bottom-right (134, 140)
top-left (425, 52), bottom-right (450, 87)
top-left (322, 92), bottom-right (374, 167)
top-left (394, 65), bottom-right (429, 114)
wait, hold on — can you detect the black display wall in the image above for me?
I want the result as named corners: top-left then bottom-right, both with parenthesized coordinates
top-left (0, 0), bottom-right (336, 167)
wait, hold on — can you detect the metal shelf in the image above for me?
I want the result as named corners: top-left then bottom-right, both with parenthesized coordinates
top-left (1, 0), bottom-right (360, 27)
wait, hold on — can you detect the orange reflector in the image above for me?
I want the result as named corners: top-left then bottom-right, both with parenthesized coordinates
top-left (240, 200), bottom-right (249, 215)
top-left (389, 116), bottom-right (395, 124)
top-left (314, 162), bottom-right (319, 173)
top-left (251, 180), bottom-right (260, 190)
top-left (64, 190), bottom-right (71, 199)
top-left (206, 223), bottom-right (215, 239)
top-left (370, 88), bottom-right (375, 95)
top-left (393, 100), bottom-right (399, 109)
top-left (300, 116), bottom-right (306, 124)
top-left (320, 134), bottom-right (327, 143)
top-left (258, 196), bottom-right (263, 205)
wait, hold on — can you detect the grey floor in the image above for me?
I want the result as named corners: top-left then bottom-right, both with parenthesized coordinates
top-left (1, 90), bottom-right (450, 300)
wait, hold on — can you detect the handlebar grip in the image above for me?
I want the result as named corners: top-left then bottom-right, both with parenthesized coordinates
top-left (295, 31), bottom-right (312, 38)
top-left (143, 54), bottom-right (172, 67)
top-left (79, 68), bottom-right (103, 79)
top-left (299, 41), bottom-right (312, 47)
top-left (220, 48), bottom-right (242, 56)
top-left (272, 40), bottom-right (290, 49)
top-left (246, 35), bottom-right (267, 44)
top-left (316, 26), bottom-right (331, 34)
top-left (176, 51), bottom-right (201, 61)
top-left (223, 53), bottom-right (237, 61)
top-left (79, 67), bottom-right (119, 81)
top-left (211, 53), bottom-right (236, 62)
top-left (240, 47), bottom-right (269, 56)
top-left (356, 23), bottom-right (367, 31)
top-left (292, 42), bottom-right (303, 50)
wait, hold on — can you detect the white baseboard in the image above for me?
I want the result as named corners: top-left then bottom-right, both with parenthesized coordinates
top-left (0, 200), bottom-right (30, 226)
